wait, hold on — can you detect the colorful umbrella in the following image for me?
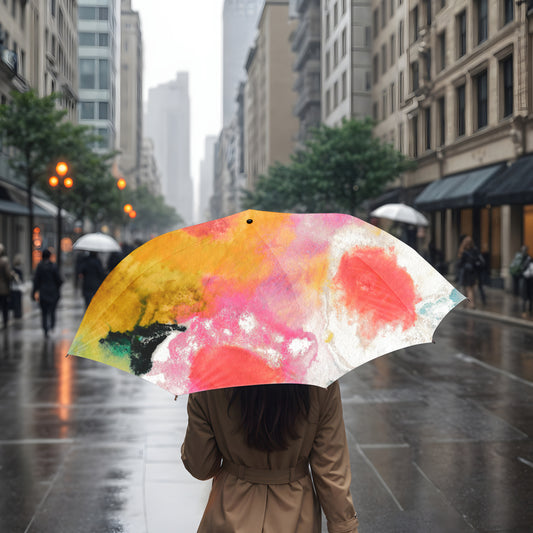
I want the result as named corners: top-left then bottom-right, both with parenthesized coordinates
top-left (68, 210), bottom-right (464, 395)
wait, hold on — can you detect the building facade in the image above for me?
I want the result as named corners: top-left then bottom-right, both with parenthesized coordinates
top-left (244, 0), bottom-right (299, 189)
top-left (78, 0), bottom-right (119, 152)
top-left (291, 0), bottom-right (321, 144)
top-left (145, 72), bottom-right (193, 224)
top-left (222, 0), bottom-right (264, 127)
top-left (369, 0), bottom-right (533, 287)
top-left (321, 0), bottom-right (372, 126)
top-left (139, 138), bottom-right (161, 196)
top-left (119, 0), bottom-right (143, 187)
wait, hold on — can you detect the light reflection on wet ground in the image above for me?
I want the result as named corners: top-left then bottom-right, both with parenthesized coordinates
top-left (0, 285), bottom-right (532, 532)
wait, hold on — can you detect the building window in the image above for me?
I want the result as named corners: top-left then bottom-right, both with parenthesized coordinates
top-left (99, 102), bottom-right (109, 120)
top-left (80, 59), bottom-right (96, 89)
top-left (381, 44), bottom-right (387, 74)
top-left (424, 0), bottom-right (432, 26)
top-left (503, 0), bottom-right (514, 25)
top-left (475, 69), bottom-right (488, 129)
top-left (411, 115), bottom-right (418, 157)
top-left (456, 84), bottom-right (466, 137)
top-left (411, 61), bottom-right (419, 92)
top-left (326, 51), bottom-right (331, 76)
top-left (390, 0), bottom-right (395, 17)
top-left (501, 55), bottom-right (513, 118)
top-left (99, 33), bottom-right (109, 47)
top-left (80, 101), bottom-right (94, 120)
top-left (334, 40), bottom-right (339, 66)
top-left (99, 59), bottom-right (109, 89)
top-left (79, 32), bottom-right (95, 46)
top-left (411, 6), bottom-right (419, 42)
top-left (381, 0), bottom-right (386, 28)
top-left (342, 0), bottom-right (346, 15)
top-left (97, 127), bottom-right (109, 149)
top-left (365, 26), bottom-right (371, 47)
top-left (326, 89), bottom-right (331, 115)
top-left (457, 11), bottom-right (467, 58)
top-left (365, 71), bottom-right (371, 90)
top-left (342, 71), bottom-right (347, 100)
top-left (373, 9), bottom-right (379, 38)
top-left (399, 70), bottom-right (404, 103)
top-left (326, 13), bottom-right (330, 39)
top-left (438, 31), bottom-right (446, 71)
top-left (334, 2), bottom-right (338, 27)
top-left (334, 81), bottom-right (339, 108)
top-left (390, 33), bottom-right (395, 66)
top-left (399, 20), bottom-right (404, 55)
top-left (438, 96), bottom-right (445, 146)
top-left (50, 0), bottom-right (56, 17)
top-left (382, 89), bottom-right (387, 119)
top-left (476, 0), bottom-right (488, 44)
top-left (79, 6), bottom-right (96, 19)
top-left (342, 29), bottom-right (347, 57)
top-left (425, 107), bottom-right (431, 150)
top-left (390, 82), bottom-right (396, 112)
top-left (399, 122), bottom-right (404, 153)
top-left (373, 101), bottom-right (378, 120)
top-left (98, 7), bottom-right (109, 21)
top-left (373, 54), bottom-right (379, 83)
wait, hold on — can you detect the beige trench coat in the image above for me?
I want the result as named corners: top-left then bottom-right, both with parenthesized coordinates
top-left (181, 382), bottom-right (358, 533)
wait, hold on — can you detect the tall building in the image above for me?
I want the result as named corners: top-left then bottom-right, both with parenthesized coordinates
top-left (370, 0), bottom-right (533, 289)
top-left (291, 0), bottom-right (321, 144)
top-left (223, 0), bottom-right (264, 126)
top-left (198, 135), bottom-right (217, 223)
top-left (78, 0), bottom-right (119, 152)
top-left (145, 72), bottom-right (193, 224)
top-left (119, 0), bottom-right (143, 187)
top-left (321, 0), bottom-right (372, 126)
top-left (139, 138), bottom-right (161, 196)
top-left (244, 1), bottom-right (299, 189)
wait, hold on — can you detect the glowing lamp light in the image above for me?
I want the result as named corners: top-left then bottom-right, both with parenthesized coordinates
top-left (123, 204), bottom-right (133, 213)
top-left (49, 176), bottom-right (59, 187)
top-left (56, 162), bottom-right (68, 176)
top-left (129, 210), bottom-right (137, 219)
top-left (117, 178), bottom-right (126, 190)
top-left (63, 177), bottom-right (73, 188)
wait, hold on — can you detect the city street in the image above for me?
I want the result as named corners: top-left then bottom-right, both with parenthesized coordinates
top-left (0, 283), bottom-right (532, 532)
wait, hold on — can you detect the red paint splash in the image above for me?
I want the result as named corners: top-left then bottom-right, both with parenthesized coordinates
top-left (182, 217), bottom-right (231, 239)
top-left (188, 345), bottom-right (285, 392)
top-left (333, 247), bottom-right (420, 341)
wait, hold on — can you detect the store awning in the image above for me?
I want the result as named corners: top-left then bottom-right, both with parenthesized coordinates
top-left (0, 182), bottom-right (52, 217)
top-left (485, 154), bottom-right (533, 205)
top-left (414, 163), bottom-right (506, 211)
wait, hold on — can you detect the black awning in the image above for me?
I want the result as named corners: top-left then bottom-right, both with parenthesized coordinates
top-left (0, 182), bottom-right (51, 217)
top-left (414, 163), bottom-right (506, 211)
top-left (366, 187), bottom-right (402, 211)
top-left (485, 154), bottom-right (533, 205)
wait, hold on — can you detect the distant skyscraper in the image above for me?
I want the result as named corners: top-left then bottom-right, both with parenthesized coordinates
top-left (145, 72), bottom-right (193, 224)
top-left (78, 0), bottom-right (119, 151)
top-left (222, 0), bottom-right (264, 126)
top-left (120, 0), bottom-right (143, 187)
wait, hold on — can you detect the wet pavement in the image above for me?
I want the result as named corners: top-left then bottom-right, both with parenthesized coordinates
top-left (0, 282), bottom-right (532, 532)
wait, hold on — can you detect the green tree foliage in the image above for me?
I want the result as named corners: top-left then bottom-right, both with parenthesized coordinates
top-left (0, 90), bottom-right (68, 263)
top-left (242, 118), bottom-right (415, 215)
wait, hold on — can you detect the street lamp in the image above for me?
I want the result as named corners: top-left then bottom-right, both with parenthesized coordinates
top-left (117, 178), bottom-right (126, 190)
top-left (48, 161), bottom-right (73, 273)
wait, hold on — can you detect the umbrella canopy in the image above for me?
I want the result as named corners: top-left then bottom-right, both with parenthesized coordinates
top-left (73, 233), bottom-right (122, 253)
top-left (68, 210), bottom-right (463, 396)
top-left (370, 203), bottom-right (429, 226)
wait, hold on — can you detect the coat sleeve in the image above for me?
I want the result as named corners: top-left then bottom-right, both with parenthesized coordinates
top-left (181, 392), bottom-right (223, 481)
top-left (309, 382), bottom-right (359, 533)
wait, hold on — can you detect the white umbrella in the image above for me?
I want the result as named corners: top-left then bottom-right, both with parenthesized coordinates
top-left (370, 203), bottom-right (429, 226)
top-left (73, 233), bottom-right (122, 253)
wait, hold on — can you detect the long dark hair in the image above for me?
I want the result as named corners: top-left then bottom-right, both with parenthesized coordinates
top-left (229, 384), bottom-right (310, 452)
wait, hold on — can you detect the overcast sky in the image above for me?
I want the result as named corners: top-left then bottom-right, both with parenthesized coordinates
top-left (132, 0), bottom-right (224, 185)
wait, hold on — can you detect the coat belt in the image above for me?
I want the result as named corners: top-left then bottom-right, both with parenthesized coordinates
top-left (221, 459), bottom-right (309, 485)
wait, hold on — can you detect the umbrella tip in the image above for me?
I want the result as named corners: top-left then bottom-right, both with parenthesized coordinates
top-left (174, 395), bottom-right (178, 401)
top-left (246, 219), bottom-right (253, 224)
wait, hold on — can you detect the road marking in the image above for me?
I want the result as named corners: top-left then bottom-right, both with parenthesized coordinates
top-left (455, 352), bottom-right (533, 388)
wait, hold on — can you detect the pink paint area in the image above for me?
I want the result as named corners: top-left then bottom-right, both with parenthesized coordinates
top-left (181, 216), bottom-right (232, 239)
top-left (333, 247), bottom-right (421, 341)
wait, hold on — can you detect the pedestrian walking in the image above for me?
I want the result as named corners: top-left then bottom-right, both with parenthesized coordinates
top-left (10, 254), bottom-right (25, 319)
top-left (32, 249), bottom-right (63, 337)
top-left (520, 252), bottom-right (533, 318)
top-left (78, 251), bottom-right (105, 308)
top-left (457, 236), bottom-right (484, 309)
top-left (182, 382), bottom-right (359, 533)
top-left (0, 243), bottom-right (13, 329)
top-left (509, 245), bottom-right (531, 296)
